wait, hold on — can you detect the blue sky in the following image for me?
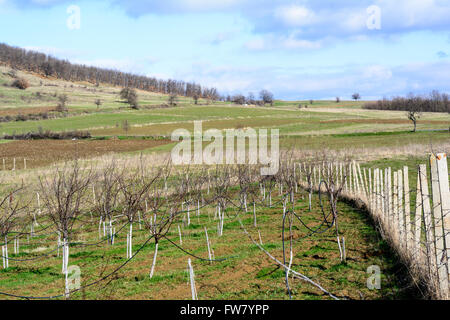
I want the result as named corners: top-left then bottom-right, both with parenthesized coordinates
top-left (1, 0), bottom-right (450, 100)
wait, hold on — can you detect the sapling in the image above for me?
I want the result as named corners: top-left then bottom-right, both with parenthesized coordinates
top-left (188, 258), bottom-right (198, 300)
top-left (38, 161), bottom-right (92, 299)
top-left (178, 225), bottom-right (183, 245)
top-left (0, 186), bottom-right (26, 270)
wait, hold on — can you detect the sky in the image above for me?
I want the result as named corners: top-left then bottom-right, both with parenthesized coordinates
top-left (1, 0), bottom-right (450, 100)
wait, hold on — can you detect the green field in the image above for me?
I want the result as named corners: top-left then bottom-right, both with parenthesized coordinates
top-left (1, 65), bottom-right (449, 148)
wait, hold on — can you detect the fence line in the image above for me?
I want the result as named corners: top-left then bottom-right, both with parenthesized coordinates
top-left (0, 158), bottom-right (28, 171)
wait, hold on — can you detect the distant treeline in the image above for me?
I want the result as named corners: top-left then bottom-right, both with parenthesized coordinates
top-left (364, 91), bottom-right (450, 113)
top-left (0, 43), bottom-right (220, 100)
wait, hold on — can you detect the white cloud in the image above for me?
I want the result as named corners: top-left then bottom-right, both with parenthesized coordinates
top-left (245, 33), bottom-right (322, 51)
top-left (168, 60), bottom-right (450, 100)
top-left (282, 36), bottom-right (322, 50)
top-left (9, 1), bottom-right (450, 44)
top-left (363, 65), bottom-right (393, 81)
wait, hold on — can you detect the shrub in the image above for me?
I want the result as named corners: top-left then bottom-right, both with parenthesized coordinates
top-left (120, 88), bottom-right (139, 109)
top-left (3, 130), bottom-right (91, 140)
top-left (56, 94), bottom-right (69, 112)
top-left (11, 78), bottom-right (29, 90)
top-left (168, 94), bottom-right (178, 106)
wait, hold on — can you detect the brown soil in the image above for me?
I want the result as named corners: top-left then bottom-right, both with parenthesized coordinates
top-left (0, 139), bottom-right (170, 169)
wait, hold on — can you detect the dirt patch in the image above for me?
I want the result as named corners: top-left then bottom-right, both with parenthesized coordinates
top-left (0, 139), bottom-right (170, 169)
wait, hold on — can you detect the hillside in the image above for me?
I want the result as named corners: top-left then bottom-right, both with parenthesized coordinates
top-left (0, 63), bottom-right (448, 171)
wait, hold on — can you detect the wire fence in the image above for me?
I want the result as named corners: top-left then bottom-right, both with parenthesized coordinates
top-left (296, 153), bottom-right (450, 300)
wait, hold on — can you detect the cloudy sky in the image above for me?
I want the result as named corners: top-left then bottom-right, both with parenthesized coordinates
top-left (1, 0), bottom-right (450, 100)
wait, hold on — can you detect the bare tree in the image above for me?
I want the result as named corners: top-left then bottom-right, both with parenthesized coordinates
top-left (118, 160), bottom-right (161, 259)
top-left (247, 92), bottom-right (255, 105)
top-left (259, 90), bottom-right (274, 106)
top-left (193, 94), bottom-right (199, 105)
top-left (95, 99), bottom-right (102, 109)
top-left (38, 161), bottom-right (92, 298)
top-left (168, 94), bottom-right (178, 106)
top-left (122, 120), bottom-right (130, 133)
top-left (0, 184), bottom-right (27, 268)
top-left (56, 94), bottom-right (69, 112)
top-left (232, 94), bottom-right (246, 105)
top-left (407, 107), bottom-right (422, 132)
top-left (92, 160), bottom-right (121, 243)
top-left (120, 88), bottom-right (139, 109)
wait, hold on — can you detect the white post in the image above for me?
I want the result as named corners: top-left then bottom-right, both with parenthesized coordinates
top-left (393, 171), bottom-right (398, 240)
top-left (187, 204), bottom-right (191, 226)
top-left (205, 227), bottom-right (212, 263)
top-left (149, 241), bottom-right (159, 278)
top-left (197, 200), bottom-right (200, 216)
top-left (430, 154), bottom-right (449, 298)
top-left (178, 225), bottom-right (183, 245)
top-left (419, 164), bottom-right (438, 285)
top-left (128, 223), bottom-right (133, 258)
top-left (398, 169), bottom-right (404, 250)
top-left (126, 232), bottom-right (129, 259)
top-left (414, 171), bottom-right (422, 258)
top-left (253, 202), bottom-right (257, 228)
top-left (403, 166), bottom-right (411, 254)
top-left (4, 237), bottom-right (8, 269)
top-left (435, 154), bottom-right (450, 286)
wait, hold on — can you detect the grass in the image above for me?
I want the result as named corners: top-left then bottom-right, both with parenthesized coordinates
top-left (1, 65), bottom-right (448, 150)
top-left (0, 63), bottom-right (447, 300)
top-left (0, 190), bottom-right (415, 300)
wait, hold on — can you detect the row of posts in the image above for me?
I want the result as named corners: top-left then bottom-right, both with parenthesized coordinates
top-left (296, 153), bottom-right (450, 299)
top-left (1, 158), bottom-right (28, 171)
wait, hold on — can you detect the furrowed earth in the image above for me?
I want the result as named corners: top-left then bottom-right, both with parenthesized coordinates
top-left (0, 64), bottom-right (448, 300)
